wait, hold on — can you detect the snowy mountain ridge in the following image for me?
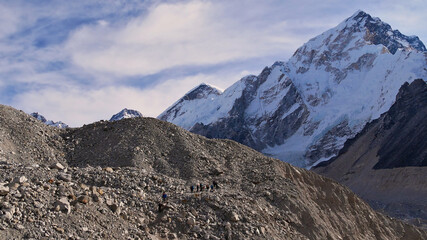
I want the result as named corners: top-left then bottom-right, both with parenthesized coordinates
top-left (159, 10), bottom-right (427, 168)
top-left (109, 108), bottom-right (143, 121)
top-left (30, 112), bottom-right (69, 129)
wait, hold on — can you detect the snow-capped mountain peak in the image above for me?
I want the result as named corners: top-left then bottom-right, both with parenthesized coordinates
top-left (109, 108), bottom-right (143, 121)
top-left (31, 112), bottom-right (47, 122)
top-left (30, 112), bottom-right (69, 129)
top-left (184, 83), bottom-right (223, 100)
top-left (159, 11), bottom-right (426, 168)
top-left (348, 10), bottom-right (425, 52)
top-left (159, 83), bottom-right (224, 129)
top-left (293, 10), bottom-right (425, 68)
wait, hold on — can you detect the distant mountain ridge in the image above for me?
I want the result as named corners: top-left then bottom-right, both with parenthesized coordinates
top-left (30, 112), bottom-right (68, 129)
top-left (159, 10), bottom-right (427, 168)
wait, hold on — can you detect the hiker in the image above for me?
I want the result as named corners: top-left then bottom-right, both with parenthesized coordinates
top-left (200, 183), bottom-right (203, 191)
top-left (206, 185), bottom-right (209, 191)
top-left (162, 192), bottom-right (167, 202)
top-left (213, 180), bottom-right (218, 189)
top-left (190, 185), bottom-right (194, 193)
top-left (158, 202), bottom-right (163, 212)
top-left (210, 185), bottom-right (214, 191)
top-left (196, 185), bottom-right (199, 192)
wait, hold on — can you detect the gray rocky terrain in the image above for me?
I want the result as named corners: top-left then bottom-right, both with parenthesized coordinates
top-left (313, 79), bottom-right (427, 229)
top-left (0, 104), bottom-right (426, 239)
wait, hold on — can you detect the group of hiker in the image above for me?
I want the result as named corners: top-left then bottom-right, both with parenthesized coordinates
top-left (158, 180), bottom-right (219, 212)
top-left (190, 180), bottom-right (218, 193)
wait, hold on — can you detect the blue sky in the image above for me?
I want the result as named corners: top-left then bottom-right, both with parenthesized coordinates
top-left (0, 0), bottom-right (425, 126)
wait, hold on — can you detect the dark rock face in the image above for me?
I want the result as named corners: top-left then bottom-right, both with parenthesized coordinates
top-left (251, 80), bottom-right (309, 148)
top-left (374, 79), bottom-right (427, 169)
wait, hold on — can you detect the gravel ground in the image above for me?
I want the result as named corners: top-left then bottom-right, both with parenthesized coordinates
top-left (0, 104), bottom-right (426, 239)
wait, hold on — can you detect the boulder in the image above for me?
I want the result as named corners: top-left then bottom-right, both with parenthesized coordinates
top-left (13, 176), bottom-right (27, 184)
top-left (57, 173), bottom-right (72, 182)
top-left (54, 197), bottom-right (71, 214)
top-left (0, 184), bottom-right (10, 196)
top-left (187, 217), bottom-right (196, 226)
top-left (77, 195), bottom-right (90, 204)
top-left (50, 163), bottom-right (65, 170)
top-left (230, 212), bottom-right (240, 222)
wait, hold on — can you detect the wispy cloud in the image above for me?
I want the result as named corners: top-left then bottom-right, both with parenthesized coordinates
top-left (64, 1), bottom-right (304, 76)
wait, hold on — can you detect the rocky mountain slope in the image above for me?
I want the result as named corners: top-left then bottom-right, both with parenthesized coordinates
top-left (30, 112), bottom-right (69, 129)
top-left (109, 108), bottom-right (143, 122)
top-left (1, 104), bottom-right (426, 239)
top-left (159, 10), bottom-right (427, 168)
top-left (0, 106), bottom-right (66, 166)
top-left (313, 79), bottom-right (427, 228)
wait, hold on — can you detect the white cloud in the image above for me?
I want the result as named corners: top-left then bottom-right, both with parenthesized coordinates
top-left (64, 0), bottom-right (304, 76)
top-left (13, 86), bottom-right (147, 127)
top-left (0, 3), bottom-right (24, 40)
